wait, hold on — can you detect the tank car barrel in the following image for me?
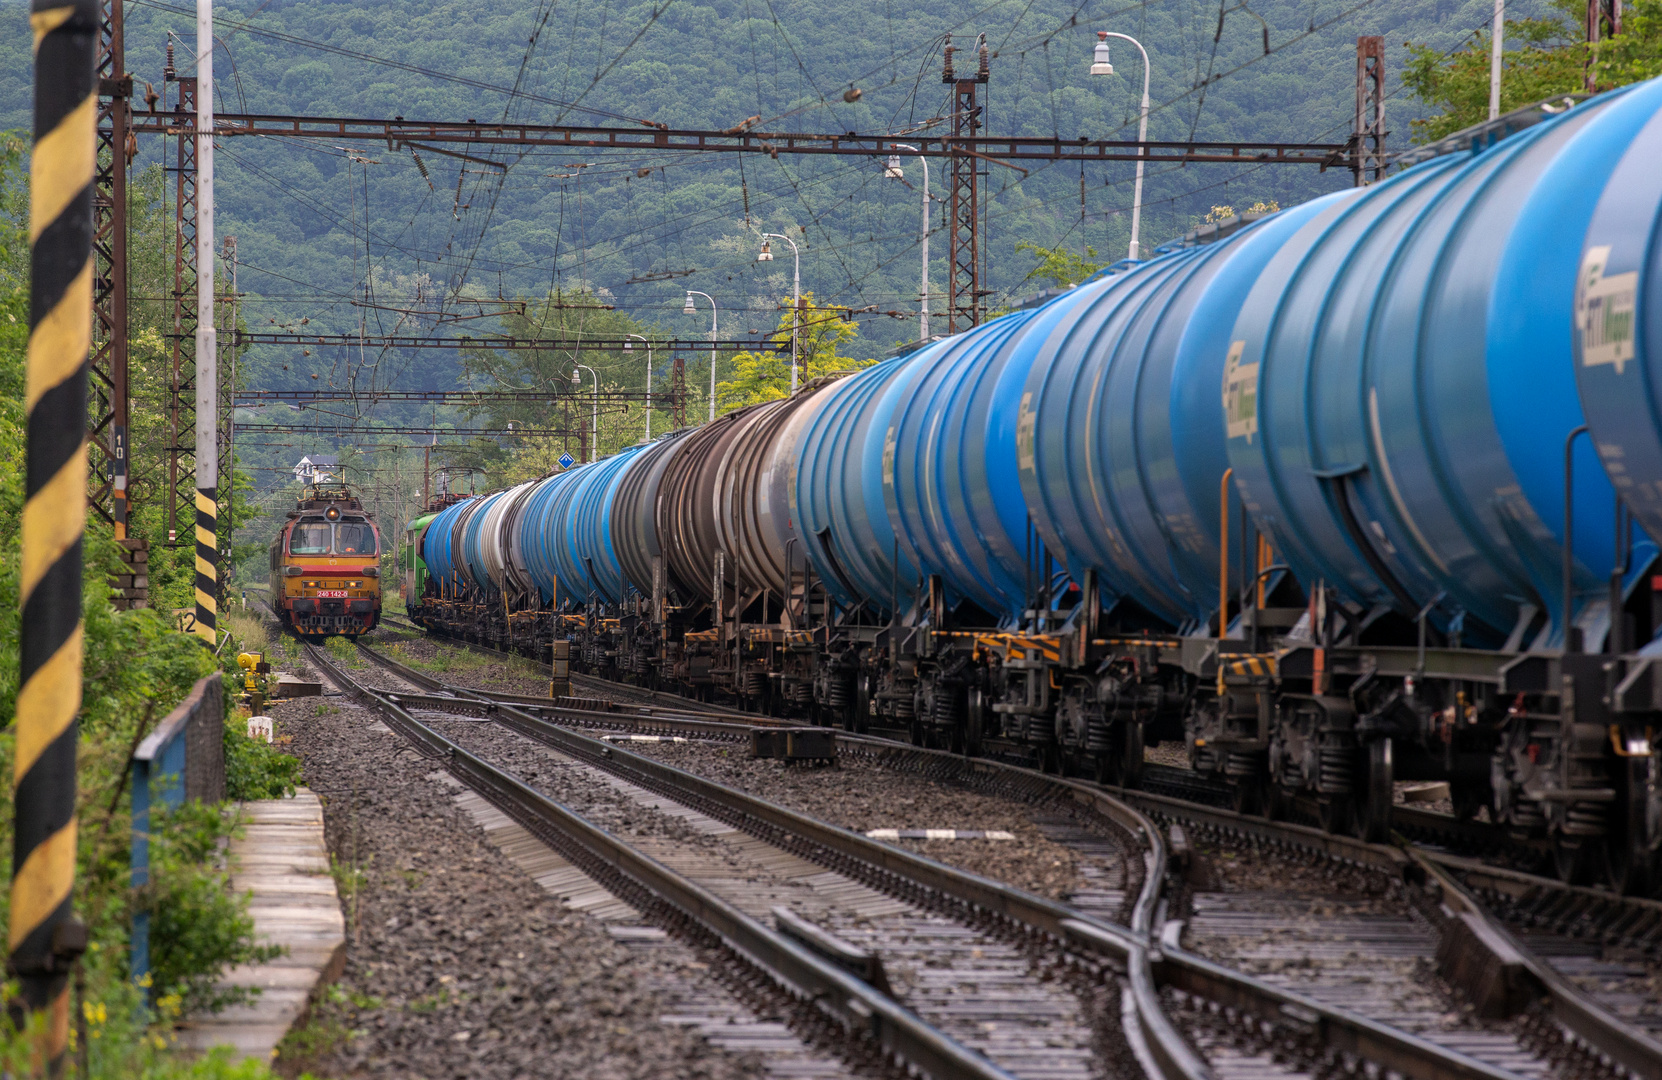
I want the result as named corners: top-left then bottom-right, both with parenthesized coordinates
top-left (395, 78), bottom-right (1662, 893)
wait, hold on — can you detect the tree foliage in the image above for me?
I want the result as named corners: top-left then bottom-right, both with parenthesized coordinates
top-left (1593, 0), bottom-right (1662, 84)
top-left (1014, 241), bottom-right (1105, 291)
top-left (1403, 0), bottom-right (1662, 143)
top-left (716, 294), bottom-right (875, 412)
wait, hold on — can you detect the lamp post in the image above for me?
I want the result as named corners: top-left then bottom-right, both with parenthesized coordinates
top-left (757, 233), bottom-right (802, 393)
top-left (624, 333), bottom-right (653, 439)
top-left (684, 291), bottom-right (718, 421)
top-left (885, 145), bottom-right (931, 342)
top-left (1489, 0), bottom-right (1505, 119)
top-left (573, 363), bottom-right (598, 459)
top-left (1091, 31), bottom-right (1151, 261)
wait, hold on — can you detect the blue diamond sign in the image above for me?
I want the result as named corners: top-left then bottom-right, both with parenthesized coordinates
top-left (558, 452), bottom-right (576, 470)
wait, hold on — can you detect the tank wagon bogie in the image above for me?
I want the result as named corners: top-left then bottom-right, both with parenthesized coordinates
top-left (268, 475), bottom-right (383, 638)
top-left (400, 81), bottom-right (1662, 896)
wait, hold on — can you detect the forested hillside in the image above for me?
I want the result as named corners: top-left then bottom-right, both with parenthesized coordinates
top-left (0, 0), bottom-right (1550, 583)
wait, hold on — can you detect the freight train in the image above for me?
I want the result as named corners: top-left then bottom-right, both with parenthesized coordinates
top-left (269, 469), bottom-right (384, 638)
top-left (407, 79), bottom-right (1662, 894)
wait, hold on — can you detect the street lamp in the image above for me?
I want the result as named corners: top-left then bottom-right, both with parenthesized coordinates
top-left (624, 333), bottom-right (653, 440)
top-left (886, 144), bottom-right (931, 342)
top-left (573, 363), bottom-right (598, 460)
top-left (1090, 30), bottom-right (1151, 261)
top-left (758, 233), bottom-right (801, 393)
top-left (685, 291), bottom-right (718, 421)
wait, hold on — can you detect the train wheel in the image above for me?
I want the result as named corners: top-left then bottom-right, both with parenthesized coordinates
top-left (852, 673), bottom-right (873, 735)
top-left (1263, 782), bottom-right (1288, 822)
top-left (964, 687), bottom-right (987, 758)
top-left (1355, 739), bottom-right (1393, 844)
top-left (1554, 837), bottom-right (1594, 886)
top-left (1118, 722), bottom-right (1145, 789)
top-left (1317, 796), bottom-right (1352, 835)
top-left (1606, 757), bottom-right (1657, 895)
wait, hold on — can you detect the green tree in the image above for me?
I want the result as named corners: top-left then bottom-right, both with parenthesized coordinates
top-left (1400, 0), bottom-right (1662, 144)
top-left (716, 293), bottom-right (874, 412)
top-left (1594, 0), bottom-right (1662, 84)
top-left (1014, 241), bottom-right (1105, 291)
top-left (460, 289), bottom-right (675, 475)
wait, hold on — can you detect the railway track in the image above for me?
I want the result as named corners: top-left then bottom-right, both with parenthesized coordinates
top-left (334, 634), bottom-right (1613, 1080)
top-left (1106, 787), bottom-right (1662, 1080)
top-left (377, 613), bottom-right (765, 720)
top-left (340, 638), bottom-right (1184, 1079)
top-left (1136, 764), bottom-right (1558, 875)
top-left (382, 620), bottom-right (1578, 884)
top-left (299, 637), bottom-right (1024, 1080)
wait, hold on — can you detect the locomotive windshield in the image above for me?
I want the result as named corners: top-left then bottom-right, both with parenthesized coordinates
top-left (335, 523), bottom-right (375, 555)
top-left (289, 523), bottom-right (332, 555)
top-left (289, 521), bottom-right (378, 556)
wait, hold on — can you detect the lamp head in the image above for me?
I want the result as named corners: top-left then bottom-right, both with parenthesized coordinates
top-left (1091, 31), bottom-right (1113, 76)
top-left (623, 338), bottom-right (633, 349)
top-left (683, 294), bottom-right (696, 315)
top-left (884, 154), bottom-right (904, 179)
top-left (757, 239), bottom-right (773, 262)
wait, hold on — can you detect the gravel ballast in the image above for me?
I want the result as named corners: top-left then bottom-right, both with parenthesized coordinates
top-left (620, 738), bottom-right (1115, 903)
top-left (271, 692), bottom-right (782, 1080)
top-left (362, 633), bottom-right (1134, 904)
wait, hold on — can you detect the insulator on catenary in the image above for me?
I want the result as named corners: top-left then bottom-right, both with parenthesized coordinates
top-left (410, 149), bottom-right (434, 191)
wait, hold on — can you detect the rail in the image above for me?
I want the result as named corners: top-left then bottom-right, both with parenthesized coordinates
top-left (357, 641), bottom-right (780, 733)
top-left (1110, 786), bottom-right (1662, 1080)
top-left (299, 640), bottom-right (1016, 1080)
top-left (353, 637), bottom-right (1538, 1080)
top-left (349, 638), bottom-right (1204, 1078)
top-left (384, 618), bottom-right (762, 719)
top-left (1413, 855), bottom-right (1662, 1080)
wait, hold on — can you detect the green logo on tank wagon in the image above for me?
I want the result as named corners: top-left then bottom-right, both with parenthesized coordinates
top-left (1015, 392), bottom-right (1036, 472)
top-left (1224, 339), bottom-right (1259, 443)
top-left (1577, 246), bottom-right (1637, 375)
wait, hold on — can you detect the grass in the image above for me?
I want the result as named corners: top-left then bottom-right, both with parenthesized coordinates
top-left (221, 607), bottom-right (270, 657)
top-left (274, 984), bottom-right (371, 1073)
top-left (323, 636), bottom-right (362, 668)
top-left (390, 639), bottom-right (545, 683)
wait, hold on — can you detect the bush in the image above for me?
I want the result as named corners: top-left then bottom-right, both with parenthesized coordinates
top-left (323, 635), bottom-right (358, 667)
top-left (0, 136), bottom-right (300, 1068)
top-left (144, 801), bottom-right (284, 1015)
top-left (223, 708), bottom-right (303, 801)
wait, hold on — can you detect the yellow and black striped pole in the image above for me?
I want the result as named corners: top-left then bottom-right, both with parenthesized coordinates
top-left (192, 0), bottom-right (217, 646)
top-left (14, 0), bottom-right (95, 1065)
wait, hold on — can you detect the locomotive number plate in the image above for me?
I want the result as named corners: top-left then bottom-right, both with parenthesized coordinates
top-left (317, 590), bottom-right (349, 598)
